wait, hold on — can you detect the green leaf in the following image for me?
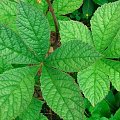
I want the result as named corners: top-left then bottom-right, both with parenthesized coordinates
top-left (82, 0), bottom-right (94, 19)
top-left (91, 1), bottom-right (120, 53)
top-left (53, 0), bottom-right (83, 15)
top-left (77, 60), bottom-right (110, 106)
top-left (45, 40), bottom-right (101, 72)
top-left (59, 20), bottom-right (93, 45)
top-left (0, 66), bottom-right (38, 120)
top-left (0, 0), bottom-right (17, 30)
top-left (18, 98), bottom-right (46, 120)
top-left (16, 2), bottom-right (50, 62)
top-left (102, 59), bottom-right (120, 91)
top-left (40, 66), bottom-right (84, 120)
top-left (93, 0), bottom-right (108, 5)
top-left (0, 58), bottom-right (13, 74)
top-left (0, 25), bottom-right (39, 64)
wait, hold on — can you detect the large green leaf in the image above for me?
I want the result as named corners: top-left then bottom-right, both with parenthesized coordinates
top-left (0, 25), bottom-right (39, 64)
top-left (52, 0), bottom-right (83, 15)
top-left (59, 20), bottom-right (93, 45)
top-left (91, 1), bottom-right (120, 53)
top-left (0, 0), bottom-right (17, 30)
top-left (45, 40), bottom-right (101, 72)
top-left (0, 58), bottom-right (13, 74)
top-left (40, 66), bottom-right (84, 120)
top-left (102, 59), bottom-right (120, 91)
top-left (77, 61), bottom-right (110, 106)
top-left (0, 66), bottom-right (38, 120)
top-left (18, 98), bottom-right (46, 120)
top-left (16, 2), bottom-right (50, 62)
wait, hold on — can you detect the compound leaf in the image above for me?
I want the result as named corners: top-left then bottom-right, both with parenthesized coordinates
top-left (59, 20), bottom-right (93, 45)
top-left (45, 40), bottom-right (101, 72)
top-left (53, 0), bottom-right (83, 15)
top-left (77, 61), bottom-right (110, 106)
top-left (40, 66), bottom-right (84, 120)
top-left (91, 1), bottom-right (120, 53)
top-left (0, 66), bottom-right (38, 120)
top-left (0, 25), bottom-right (39, 64)
top-left (16, 2), bottom-right (50, 62)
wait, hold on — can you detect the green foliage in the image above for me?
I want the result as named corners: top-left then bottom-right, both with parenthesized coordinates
top-left (0, 0), bottom-right (120, 120)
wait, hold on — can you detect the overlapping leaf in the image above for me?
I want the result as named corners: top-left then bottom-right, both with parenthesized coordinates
top-left (0, 25), bottom-right (39, 64)
top-left (91, 1), bottom-right (120, 53)
top-left (52, 0), bottom-right (83, 15)
top-left (0, 66), bottom-right (38, 120)
top-left (18, 98), bottom-right (47, 120)
top-left (16, 2), bottom-right (50, 62)
top-left (77, 61), bottom-right (110, 106)
top-left (40, 66), bottom-right (84, 120)
top-left (59, 20), bottom-right (93, 45)
top-left (45, 40), bottom-right (101, 72)
top-left (102, 59), bottom-right (120, 91)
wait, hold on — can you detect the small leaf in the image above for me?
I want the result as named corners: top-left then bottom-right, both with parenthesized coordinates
top-left (77, 60), bottom-right (110, 106)
top-left (40, 66), bottom-right (84, 120)
top-left (45, 40), bottom-right (101, 72)
top-left (59, 20), bottom-right (93, 45)
top-left (53, 0), bottom-right (83, 15)
top-left (0, 66), bottom-right (38, 120)
top-left (16, 2), bottom-right (50, 62)
top-left (82, 0), bottom-right (94, 19)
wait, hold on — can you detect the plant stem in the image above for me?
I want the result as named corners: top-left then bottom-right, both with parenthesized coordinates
top-left (46, 0), bottom-right (59, 48)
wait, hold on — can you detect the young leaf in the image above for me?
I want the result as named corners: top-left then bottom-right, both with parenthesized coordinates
top-left (45, 40), bottom-right (101, 72)
top-left (0, 58), bottom-right (13, 74)
top-left (0, 66), bottom-right (38, 120)
top-left (0, 25), bottom-right (39, 64)
top-left (0, 0), bottom-right (17, 30)
top-left (59, 20), bottom-right (93, 45)
top-left (82, 0), bottom-right (94, 19)
top-left (91, 1), bottom-right (120, 52)
top-left (40, 66), bottom-right (84, 120)
top-left (52, 0), bottom-right (83, 15)
top-left (110, 108), bottom-right (120, 120)
top-left (77, 61), bottom-right (110, 106)
top-left (16, 2), bottom-right (50, 62)
top-left (18, 98), bottom-right (46, 120)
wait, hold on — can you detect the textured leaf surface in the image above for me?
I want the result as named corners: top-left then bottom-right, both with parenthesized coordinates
top-left (0, 58), bottom-right (13, 74)
top-left (17, 2), bottom-right (50, 62)
top-left (0, 0), bottom-right (17, 30)
top-left (91, 1), bottom-right (120, 52)
top-left (53, 0), bottom-right (83, 15)
top-left (102, 59), bottom-right (120, 91)
top-left (19, 98), bottom-right (46, 120)
top-left (0, 25), bottom-right (39, 64)
top-left (0, 66), bottom-right (38, 120)
top-left (41, 66), bottom-right (84, 120)
top-left (77, 61), bottom-right (110, 106)
top-left (45, 40), bottom-right (101, 72)
top-left (59, 20), bottom-right (93, 45)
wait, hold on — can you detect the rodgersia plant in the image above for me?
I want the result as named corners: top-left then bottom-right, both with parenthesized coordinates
top-left (0, 0), bottom-right (120, 120)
